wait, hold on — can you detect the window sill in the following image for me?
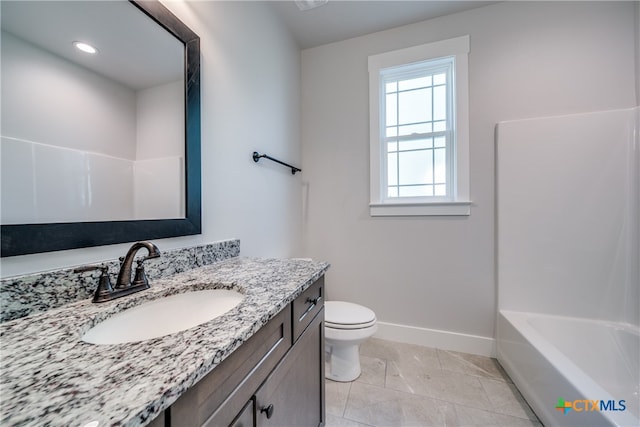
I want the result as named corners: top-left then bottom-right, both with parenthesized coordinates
top-left (369, 201), bottom-right (471, 217)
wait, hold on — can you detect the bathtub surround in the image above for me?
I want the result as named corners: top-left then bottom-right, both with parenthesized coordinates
top-left (496, 108), bottom-right (640, 426)
top-left (0, 239), bottom-right (240, 322)
top-left (301, 1), bottom-right (637, 356)
top-left (496, 109), bottom-right (639, 325)
top-left (0, 137), bottom-right (184, 223)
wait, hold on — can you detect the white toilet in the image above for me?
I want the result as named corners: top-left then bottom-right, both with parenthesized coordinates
top-left (324, 301), bottom-right (377, 382)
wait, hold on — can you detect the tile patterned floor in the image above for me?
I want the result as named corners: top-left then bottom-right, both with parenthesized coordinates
top-left (325, 338), bottom-right (543, 427)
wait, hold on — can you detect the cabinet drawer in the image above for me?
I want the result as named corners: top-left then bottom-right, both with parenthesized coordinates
top-left (171, 306), bottom-right (292, 427)
top-left (291, 277), bottom-right (324, 342)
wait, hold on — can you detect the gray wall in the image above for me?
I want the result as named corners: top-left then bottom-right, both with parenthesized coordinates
top-left (300, 1), bottom-right (637, 353)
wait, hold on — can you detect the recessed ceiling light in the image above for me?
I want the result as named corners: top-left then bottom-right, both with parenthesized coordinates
top-left (73, 41), bottom-right (98, 55)
top-left (295, 0), bottom-right (328, 11)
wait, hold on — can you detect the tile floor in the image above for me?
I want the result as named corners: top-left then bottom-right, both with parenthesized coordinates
top-left (325, 338), bottom-right (543, 427)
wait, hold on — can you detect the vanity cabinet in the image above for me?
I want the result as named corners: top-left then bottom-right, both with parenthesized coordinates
top-left (253, 308), bottom-right (324, 426)
top-left (166, 277), bottom-right (325, 427)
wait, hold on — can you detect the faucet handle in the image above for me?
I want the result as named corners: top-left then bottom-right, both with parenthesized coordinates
top-left (74, 265), bottom-right (114, 303)
top-left (74, 265), bottom-right (106, 274)
top-left (132, 259), bottom-right (151, 288)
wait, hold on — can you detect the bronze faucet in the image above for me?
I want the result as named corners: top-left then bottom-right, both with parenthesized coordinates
top-left (75, 241), bottom-right (161, 303)
top-left (115, 241), bottom-right (161, 289)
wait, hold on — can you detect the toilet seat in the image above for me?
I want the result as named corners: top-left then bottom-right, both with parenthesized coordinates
top-left (325, 301), bottom-right (376, 330)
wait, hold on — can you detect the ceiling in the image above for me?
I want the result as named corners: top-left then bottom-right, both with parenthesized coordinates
top-left (268, 1), bottom-right (498, 49)
top-left (0, 1), bottom-right (498, 87)
top-left (1, 1), bottom-right (183, 90)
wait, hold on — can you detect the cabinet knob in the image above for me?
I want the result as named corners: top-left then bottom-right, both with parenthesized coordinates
top-left (260, 403), bottom-right (274, 419)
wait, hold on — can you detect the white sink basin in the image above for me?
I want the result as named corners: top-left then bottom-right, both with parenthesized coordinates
top-left (82, 289), bottom-right (244, 345)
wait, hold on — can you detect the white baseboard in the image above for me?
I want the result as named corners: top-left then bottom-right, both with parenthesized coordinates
top-left (373, 321), bottom-right (496, 357)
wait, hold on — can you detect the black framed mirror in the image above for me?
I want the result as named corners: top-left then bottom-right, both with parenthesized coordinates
top-left (0, 0), bottom-right (201, 257)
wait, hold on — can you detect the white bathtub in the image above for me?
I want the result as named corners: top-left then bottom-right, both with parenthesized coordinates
top-left (497, 310), bottom-right (640, 427)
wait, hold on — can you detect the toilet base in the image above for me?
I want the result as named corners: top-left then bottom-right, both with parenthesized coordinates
top-left (325, 343), bottom-right (361, 382)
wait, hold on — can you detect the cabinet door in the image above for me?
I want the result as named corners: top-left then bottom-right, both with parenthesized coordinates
top-left (230, 398), bottom-right (255, 427)
top-left (255, 308), bottom-right (325, 427)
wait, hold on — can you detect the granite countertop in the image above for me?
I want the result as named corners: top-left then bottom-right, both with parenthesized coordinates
top-left (0, 257), bottom-right (329, 426)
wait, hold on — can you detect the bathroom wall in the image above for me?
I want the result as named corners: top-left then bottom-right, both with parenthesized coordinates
top-left (0, 1), bottom-right (301, 277)
top-left (301, 1), bottom-right (637, 354)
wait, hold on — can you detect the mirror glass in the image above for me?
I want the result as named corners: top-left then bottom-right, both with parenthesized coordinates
top-left (0, 1), bottom-right (201, 257)
top-left (1, 1), bottom-right (185, 223)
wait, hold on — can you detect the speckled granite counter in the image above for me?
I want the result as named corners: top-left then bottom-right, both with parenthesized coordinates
top-left (0, 257), bottom-right (329, 426)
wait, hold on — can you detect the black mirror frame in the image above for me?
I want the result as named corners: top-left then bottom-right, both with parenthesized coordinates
top-left (0, 0), bottom-right (201, 257)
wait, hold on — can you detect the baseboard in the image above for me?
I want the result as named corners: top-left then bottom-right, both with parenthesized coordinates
top-left (373, 321), bottom-right (496, 357)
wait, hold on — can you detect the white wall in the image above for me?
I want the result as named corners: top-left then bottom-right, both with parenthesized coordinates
top-left (1, 1), bottom-right (302, 277)
top-left (301, 1), bottom-right (637, 354)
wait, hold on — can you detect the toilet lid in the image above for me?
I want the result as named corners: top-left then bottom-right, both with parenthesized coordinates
top-left (325, 301), bottom-right (376, 329)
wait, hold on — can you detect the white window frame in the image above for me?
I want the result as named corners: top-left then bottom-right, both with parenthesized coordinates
top-left (368, 35), bottom-right (471, 216)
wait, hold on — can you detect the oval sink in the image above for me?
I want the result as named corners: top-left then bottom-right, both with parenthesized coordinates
top-left (82, 289), bottom-right (244, 345)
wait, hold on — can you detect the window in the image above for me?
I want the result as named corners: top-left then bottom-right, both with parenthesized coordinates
top-left (368, 36), bottom-right (470, 216)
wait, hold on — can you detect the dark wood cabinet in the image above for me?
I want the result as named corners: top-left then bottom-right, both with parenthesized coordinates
top-left (163, 277), bottom-right (325, 427)
top-left (255, 308), bottom-right (324, 427)
top-left (292, 277), bottom-right (324, 341)
top-left (171, 306), bottom-right (292, 426)
top-left (230, 399), bottom-right (254, 427)
top-left (148, 412), bottom-right (165, 427)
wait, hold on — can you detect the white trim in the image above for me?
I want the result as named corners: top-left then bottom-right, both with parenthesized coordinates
top-left (454, 49), bottom-right (470, 201)
top-left (370, 200), bottom-right (471, 216)
top-left (374, 321), bottom-right (496, 357)
top-left (368, 35), bottom-right (471, 214)
top-left (370, 67), bottom-right (383, 204)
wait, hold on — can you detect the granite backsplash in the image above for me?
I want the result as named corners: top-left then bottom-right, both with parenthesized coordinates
top-left (0, 239), bottom-right (240, 322)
